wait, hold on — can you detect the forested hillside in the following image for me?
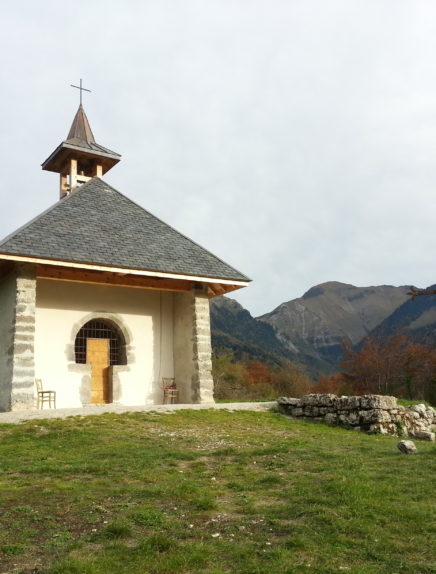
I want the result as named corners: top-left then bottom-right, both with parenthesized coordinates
top-left (210, 282), bottom-right (436, 402)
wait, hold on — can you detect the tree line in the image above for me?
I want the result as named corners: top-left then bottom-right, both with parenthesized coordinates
top-left (315, 334), bottom-right (436, 404)
top-left (213, 333), bottom-right (436, 404)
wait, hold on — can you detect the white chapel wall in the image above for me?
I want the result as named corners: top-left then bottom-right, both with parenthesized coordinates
top-left (34, 280), bottom-right (174, 408)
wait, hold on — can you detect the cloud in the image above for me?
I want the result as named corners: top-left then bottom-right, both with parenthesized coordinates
top-left (1, 0), bottom-right (436, 316)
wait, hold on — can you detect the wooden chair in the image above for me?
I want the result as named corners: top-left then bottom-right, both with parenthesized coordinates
top-left (162, 377), bottom-right (179, 404)
top-left (35, 378), bottom-right (56, 409)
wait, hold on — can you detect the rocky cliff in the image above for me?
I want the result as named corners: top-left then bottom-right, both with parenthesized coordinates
top-left (210, 296), bottom-right (292, 365)
top-left (364, 284), bottom-right (436, 346)
top-left (258, 282), bottom-right (410, 371)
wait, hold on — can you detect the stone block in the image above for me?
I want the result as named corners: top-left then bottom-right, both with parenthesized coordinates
top-left (316, 393), bottom-right (337, 407)
top-left (409, 404), bottom-right (427, 417)
top-left (411, 431), bottom-right (435, 441)
top-left (299, 394), bottom-right (319, 406)
top-left (304, 405), bottom-right (319, 417)
top-left (368, 424), bottom-right (389, 435)
top-left (360, 395), bottom-right (397, 410)
top-left (359, 409), bottom-right (392, 424)
top-left (292, 407), bottom-right (304, 417)
top-left (345, 412), bottom-right (360, 425)
top-left (337, 396), bottom-right (360, 410)
top-left (277, 397), bottom-right (300, 407)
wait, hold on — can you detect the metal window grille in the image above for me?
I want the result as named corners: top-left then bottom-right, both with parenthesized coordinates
top-left (75, 319), bottom-right (124, 365)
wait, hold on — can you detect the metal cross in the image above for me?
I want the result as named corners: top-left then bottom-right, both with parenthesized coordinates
top-left (70, 78), bottom-right (91, 106)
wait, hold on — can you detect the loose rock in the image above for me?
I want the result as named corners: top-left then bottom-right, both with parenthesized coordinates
top-left (397, 440), bottom-right (418, 454)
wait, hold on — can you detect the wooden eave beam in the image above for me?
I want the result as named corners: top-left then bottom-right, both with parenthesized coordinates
top-left (207, 282), bottom-right (244, 298)
top-left (0, 253), bottom-right (249, 288)
top-left (36, 265), bottom-right (193, 293)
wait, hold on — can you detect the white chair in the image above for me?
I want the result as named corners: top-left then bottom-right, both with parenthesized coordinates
top-left (35, 378), bottom-right (56, 409)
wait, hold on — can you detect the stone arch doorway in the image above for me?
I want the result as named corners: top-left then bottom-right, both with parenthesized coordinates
top-left (74, 319), bottom-right (127, 404)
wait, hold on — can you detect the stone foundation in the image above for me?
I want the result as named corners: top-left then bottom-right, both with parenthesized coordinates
top-left (277, 394), bottom-right (436, 439)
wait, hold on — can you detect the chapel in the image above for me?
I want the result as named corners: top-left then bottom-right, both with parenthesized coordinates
top-left (0, 94), bottom-right (249, 411)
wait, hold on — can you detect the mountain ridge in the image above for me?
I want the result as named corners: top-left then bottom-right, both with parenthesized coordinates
top-left (210, 281), bottom-right (424, 377)
top-left (363, 283), bottom-right (436, 347)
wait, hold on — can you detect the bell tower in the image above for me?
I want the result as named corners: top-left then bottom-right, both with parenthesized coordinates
top-left (41, 80), bottom-right (121, 198)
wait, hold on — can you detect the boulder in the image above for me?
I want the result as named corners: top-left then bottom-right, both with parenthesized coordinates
top-left (397, 440), bottom-right (418, 454)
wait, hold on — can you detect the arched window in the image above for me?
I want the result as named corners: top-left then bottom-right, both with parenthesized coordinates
top-left (75, 319), bottom-right (126, 365)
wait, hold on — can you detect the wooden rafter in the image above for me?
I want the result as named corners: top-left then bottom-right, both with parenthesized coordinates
top-left (207, 282), bottom-right (243, 298)
top-left (0, 253), bottom-right (249, 288)
top-left (36, 264), bottom-right (193, 293)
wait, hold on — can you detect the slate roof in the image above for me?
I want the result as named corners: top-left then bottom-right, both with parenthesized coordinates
top-left (0, 178), bottom-right (250, 282)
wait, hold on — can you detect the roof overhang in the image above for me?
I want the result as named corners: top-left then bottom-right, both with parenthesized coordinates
top-left (41, 141), bottom-right (121, 174)
top-left (0, 253), bottom-right (249, 297)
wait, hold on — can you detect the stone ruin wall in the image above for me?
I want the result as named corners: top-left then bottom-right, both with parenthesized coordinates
top-left (277, 394), bottom-right (436, 440)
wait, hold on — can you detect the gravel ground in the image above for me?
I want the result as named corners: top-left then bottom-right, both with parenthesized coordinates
top-left (0, 401), bottom-right (277, 424)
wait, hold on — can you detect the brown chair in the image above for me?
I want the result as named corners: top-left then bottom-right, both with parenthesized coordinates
top-left (35, 378), bottom-right (56, 409)
top-left (162, 377), bottom-right (179, 404)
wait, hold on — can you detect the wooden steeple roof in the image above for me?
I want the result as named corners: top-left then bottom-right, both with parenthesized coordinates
top-left (41, 104), bottom-right (121, 198)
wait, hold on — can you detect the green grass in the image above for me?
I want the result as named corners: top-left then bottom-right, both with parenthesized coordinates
top-left (0, 410), bottom-right (435, 574)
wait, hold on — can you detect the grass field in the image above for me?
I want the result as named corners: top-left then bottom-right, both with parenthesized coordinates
top-left (0, 409), bottom-right (435, 574)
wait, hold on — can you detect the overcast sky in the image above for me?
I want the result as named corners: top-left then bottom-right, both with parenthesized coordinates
top-left (1, 0), bottom-right (436, 316)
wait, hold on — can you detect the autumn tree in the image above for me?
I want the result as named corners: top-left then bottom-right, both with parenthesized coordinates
top-left (312, 372), bottom-right (352, 396)
top-left (269, 361), bottom-right (312, 397)
top-left (338, 334), bottom-right (436, 402)
top-left (246, 361), bottom-right (271, 385)
top-left (212, 353), bottom-right (249, 399)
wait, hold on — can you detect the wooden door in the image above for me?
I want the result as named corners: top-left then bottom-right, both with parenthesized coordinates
top-left (87, 339), bottom-right (111, 404)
